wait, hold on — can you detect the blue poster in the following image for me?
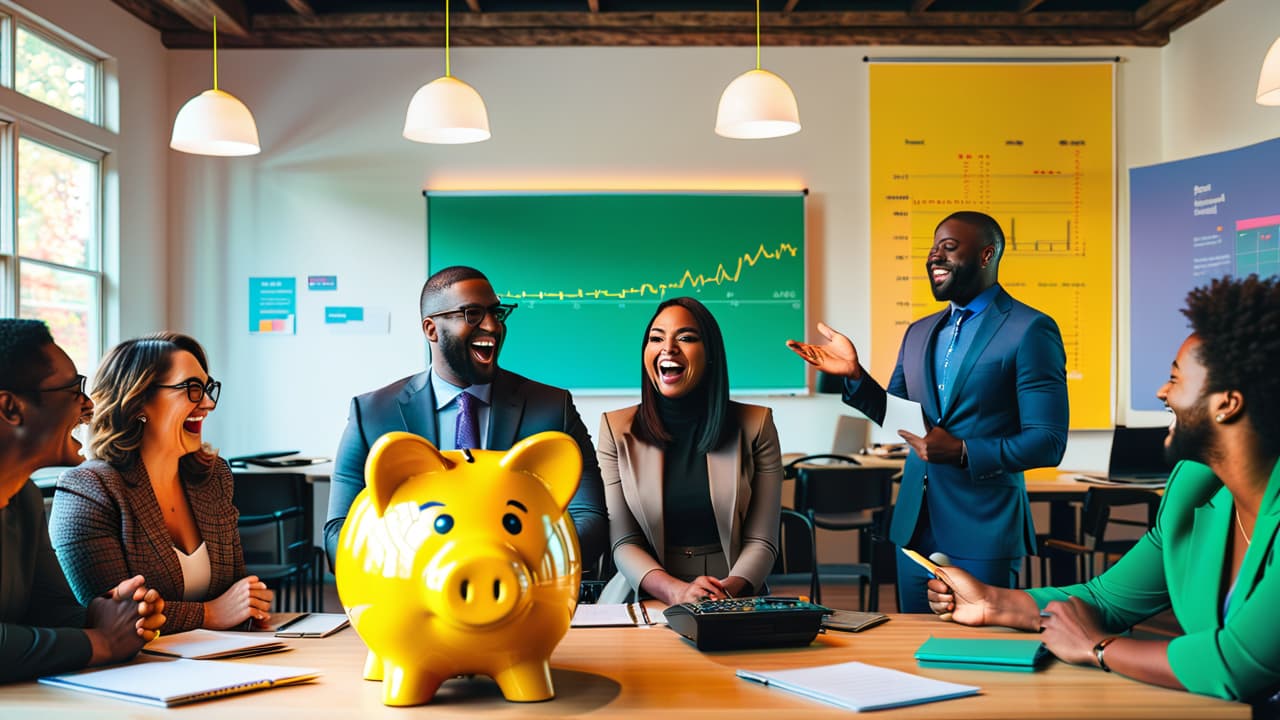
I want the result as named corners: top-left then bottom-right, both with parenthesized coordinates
top-left (249, 277), bottom-right (297, 335)
top-left (1129, 137), bottom-right (1280, 410)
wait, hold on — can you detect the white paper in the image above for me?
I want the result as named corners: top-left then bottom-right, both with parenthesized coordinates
top-left (40, 656), bottom-right (319, 707)
top-left (275, 613), bottom-right (350, 638)
top-left (142, 628), bottom-right (289, 660)
top-left (571, 603), bottom-right (647, 627)
top-left (871, 394), bottom-right (927, 443)
top-left (737, 660), bottom-right (978, 712)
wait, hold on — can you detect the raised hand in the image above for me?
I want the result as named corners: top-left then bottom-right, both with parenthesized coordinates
top-left (203, 575), bottom-right (274, 630)
top-left (785, 322), bottom-right (863, 380)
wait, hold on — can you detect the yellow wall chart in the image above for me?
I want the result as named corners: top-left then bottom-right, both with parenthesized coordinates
top-left (869, 63), bottom-right (1113, 428)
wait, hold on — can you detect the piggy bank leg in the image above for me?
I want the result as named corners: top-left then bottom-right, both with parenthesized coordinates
top-left (381, 662), bottom-right (447, 706)
top-left (493, 658), bottom-right (555, 702)
top-left (362, 651), bottom-right (384, 681)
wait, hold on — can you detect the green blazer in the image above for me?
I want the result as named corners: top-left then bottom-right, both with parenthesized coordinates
top-left (1028, 459), bottom-right (1280, 702)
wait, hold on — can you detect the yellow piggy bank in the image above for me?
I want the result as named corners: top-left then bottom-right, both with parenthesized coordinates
top-left (335, 430), bottom-right (582, 706)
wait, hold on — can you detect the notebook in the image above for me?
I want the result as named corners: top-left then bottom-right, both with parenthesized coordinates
top-left (820, 609), bottom-right (890, 633)
top-left (914, 637), bottom-right (1050, 672)
top-left (143, 628), bottom-right (290, 659)
top-left (274, 612), bottom-right (350, 638)
top-left (39, 656), bottom-right (320, 707)
top-left (571, 602), bottom-right (652, 627)
top-left (736, 660), bottom-right (979, 711)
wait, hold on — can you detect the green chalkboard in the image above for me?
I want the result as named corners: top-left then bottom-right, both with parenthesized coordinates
top-left (426, 192), bottom-right (806, 394)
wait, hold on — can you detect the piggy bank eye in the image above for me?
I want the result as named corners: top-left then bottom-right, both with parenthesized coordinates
top-left (433, 514), bottom-right (455, 534)
top-left (502, 513), bottom-right (522, 535)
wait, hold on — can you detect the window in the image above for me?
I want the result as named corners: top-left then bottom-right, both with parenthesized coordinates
top-left (0, 7), bottom-right (109, 375)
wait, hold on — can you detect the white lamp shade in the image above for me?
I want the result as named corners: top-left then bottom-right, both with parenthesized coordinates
top-left (1258, 37), bottom-right (1280, 105)
top-left (170, 88), bottom-right (261, 156)
top-left (715, 68), bottom-right (801, 140)
top-left (403, 76), bottom-right (491, 144)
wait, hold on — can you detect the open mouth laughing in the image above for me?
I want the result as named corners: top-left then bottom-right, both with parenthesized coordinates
top-left (470, 336), bottom-right (497, 365)
top-left (657, 357), bottom-right (686, 385)
top-left (183, 414), bottom-right (206, 434)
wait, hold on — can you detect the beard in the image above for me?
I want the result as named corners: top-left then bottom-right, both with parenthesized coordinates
top-left (437, 329), bottom-right (499, 385)
top-left (1164, 404), bottom-right (1214, 465)
top-left (930, 261), bottom-right (982, 302)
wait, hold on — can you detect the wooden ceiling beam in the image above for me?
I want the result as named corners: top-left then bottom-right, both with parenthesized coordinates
top-left (1017, 0), bottom-right (1048, 12)
top-left (1136, 0), bottom-right (1224, 33)
top-left (161, 25), bottom-right (1169, 49)
top-left (910, 0), bottom-right (937, 11)
top-left (150, 0), bottom-right (251, 36)
top-left (282, 0), bottom-right (315, 17)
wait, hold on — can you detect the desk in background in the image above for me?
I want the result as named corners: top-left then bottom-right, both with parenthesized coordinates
top-left (3, 613), bottom-right (1244, 718)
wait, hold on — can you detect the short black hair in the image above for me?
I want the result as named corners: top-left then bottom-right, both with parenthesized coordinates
top-left (0, 319), bottom-right (54, 395)
top-left (1183, 274), bottom-right (1280, 457)
top-left (939, 210), bottom-right (1005, 263)
top-left (420, 266), bottom-right (489, 319)
top-left (632, 296), bottom-right (735, 454)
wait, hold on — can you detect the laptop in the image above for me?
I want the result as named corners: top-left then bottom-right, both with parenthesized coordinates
top-left (1096, 426), bottom-right (1173, 483)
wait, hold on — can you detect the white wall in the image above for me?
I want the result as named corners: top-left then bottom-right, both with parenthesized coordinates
top-left (163, 43), bottom-right (1169, 469)
top-left (13, 0), bottom-right (169, 340)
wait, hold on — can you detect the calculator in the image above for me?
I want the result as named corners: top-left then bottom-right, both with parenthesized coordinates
top-left (662, 597), bottom-right (830, 651)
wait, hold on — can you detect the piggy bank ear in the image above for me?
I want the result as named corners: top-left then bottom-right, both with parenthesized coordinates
top-left (499, 431), bottom-right (582, 513)
top-left (365, 432), bottom-right (452, 517)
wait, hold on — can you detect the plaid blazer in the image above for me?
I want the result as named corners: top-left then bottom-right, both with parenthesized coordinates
top-left (48, 458), bottom-right (245, 633)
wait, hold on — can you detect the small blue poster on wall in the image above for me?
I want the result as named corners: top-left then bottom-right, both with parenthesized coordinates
top-left (249, 277), bottom-right (297, 335)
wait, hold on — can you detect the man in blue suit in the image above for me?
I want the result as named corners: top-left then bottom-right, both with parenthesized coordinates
top-left (788, 211), bottom-right (1068, 611)
top-left (324, 266), bottom-right (607, 573)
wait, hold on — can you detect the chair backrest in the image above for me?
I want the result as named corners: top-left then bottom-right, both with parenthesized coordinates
top-left (770, 508), bottom-right (820, 602)
top-left (793, 461), bottom-right (895, 519)
top-left (232, 472), bottom-right (312, 565)
top-left (1080, 487), bottom-right (1160, 550)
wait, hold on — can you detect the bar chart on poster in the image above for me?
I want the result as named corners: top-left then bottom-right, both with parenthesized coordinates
top-left (426, 192), bottom-right (807, 394)
top-left (869, 63), bottom-right (1114, 428)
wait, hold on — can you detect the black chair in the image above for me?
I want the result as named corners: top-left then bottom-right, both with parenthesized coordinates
top-left (768, 508), bottom-right (821, 603)
top-left (232, 472), bottom-right (323, 612)
top-left (1043, 487), bottom-right (1160, 581)
top-left (786, 455), bottom-right (896, 610)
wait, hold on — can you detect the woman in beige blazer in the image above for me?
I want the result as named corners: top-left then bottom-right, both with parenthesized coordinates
top-left (599, 297), bottom-right (782, 605)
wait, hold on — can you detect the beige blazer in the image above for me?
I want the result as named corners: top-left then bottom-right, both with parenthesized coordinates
top-left (598, 402), bottom-right (782, 596)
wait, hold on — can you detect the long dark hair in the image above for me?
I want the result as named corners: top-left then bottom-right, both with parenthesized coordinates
top-left (632, 296), bottom-right (734, 453)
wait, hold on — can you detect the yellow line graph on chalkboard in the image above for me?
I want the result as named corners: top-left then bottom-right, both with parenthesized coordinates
top-left (498, 243), bottom-right (799, 302)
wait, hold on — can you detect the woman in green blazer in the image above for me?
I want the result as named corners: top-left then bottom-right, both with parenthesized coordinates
top-left (927, 275), bottom-right (1279, 706)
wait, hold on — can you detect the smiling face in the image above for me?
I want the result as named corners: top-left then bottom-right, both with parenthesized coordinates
top-left (643, 305), bottom-right (707, 399)
top-left (140, 350), bottom-right (216, 458)
top-left (424, 278), bottom-right (506, 387)
top-left (1155, 335), bottom-right (1215, 465)
top-left (927, 219), bottom-right (996, 304)
top-left (30, 343), bottom-right (94, 468)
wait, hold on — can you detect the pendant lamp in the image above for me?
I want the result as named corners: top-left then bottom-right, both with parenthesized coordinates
top-left (403, 0), bottom-right (490, 144)
top-left (170, 16), bottom-right (261, 156)
top-left (715, 0), bottom-right (800, 139)
top-left (1257, 36), bottom-right (1280, 105)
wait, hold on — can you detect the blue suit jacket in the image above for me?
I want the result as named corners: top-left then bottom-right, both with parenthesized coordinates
top-left (844, 286), bottom-right (1068, 559)
top-left (324, 368), bottom-right (607, 570)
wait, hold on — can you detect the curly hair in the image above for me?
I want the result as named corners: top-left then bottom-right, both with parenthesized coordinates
top-left (1182, 274), bottom-right (1280, 457)
top-left (0, 319), bottom-right (54, 396)
top-left (89, 332), bottom-right (218, 476)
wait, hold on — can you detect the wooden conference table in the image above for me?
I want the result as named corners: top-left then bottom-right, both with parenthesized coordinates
top-left (5, 612), bottom-right (1244, 718)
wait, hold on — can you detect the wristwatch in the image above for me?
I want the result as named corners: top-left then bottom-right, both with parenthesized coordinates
top-left (1092, 636), bottom-right (1118, 672)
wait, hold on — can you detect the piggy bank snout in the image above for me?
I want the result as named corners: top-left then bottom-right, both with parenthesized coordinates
top-left (437, 553), bottom-right (529, 627)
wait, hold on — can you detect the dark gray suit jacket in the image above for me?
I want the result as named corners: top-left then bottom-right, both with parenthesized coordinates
top-left (845, 286), bottom-right (1069, 560)
top-left (324, 369), bottom-right (607, 571)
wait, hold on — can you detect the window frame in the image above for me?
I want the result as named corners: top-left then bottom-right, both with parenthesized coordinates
top-left (12, 17), bottom-right (102, 126)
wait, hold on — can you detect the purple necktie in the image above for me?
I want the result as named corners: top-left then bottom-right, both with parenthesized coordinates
top-left (455, 390), bottom-right (480, 450)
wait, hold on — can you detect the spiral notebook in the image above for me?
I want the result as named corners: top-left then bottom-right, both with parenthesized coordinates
top-left (39, 656), bottom-right (320, 707)
top-left (737, 660), bottom-right (979, 712)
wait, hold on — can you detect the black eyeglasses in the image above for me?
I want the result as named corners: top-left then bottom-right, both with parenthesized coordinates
top-left (425, 303), bottom-right (517, 327)
top-left (36, 374), bottom-right (88, 398)
top-left (153, 378), bottom-right (221, 406)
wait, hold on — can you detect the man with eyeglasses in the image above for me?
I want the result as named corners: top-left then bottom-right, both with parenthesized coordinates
top-left (0, 319), bottom-right (166, 682)
top-left (325, 266), bottom-right (608, 574)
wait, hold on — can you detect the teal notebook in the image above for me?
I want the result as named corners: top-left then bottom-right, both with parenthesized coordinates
top-left (914, 637), bottom-right (1049, 673)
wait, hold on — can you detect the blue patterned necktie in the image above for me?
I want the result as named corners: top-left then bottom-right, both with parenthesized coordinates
top-left (938, 308), bottom-right (973, 412)
top-left (455, 390), bottom-right (480, 450)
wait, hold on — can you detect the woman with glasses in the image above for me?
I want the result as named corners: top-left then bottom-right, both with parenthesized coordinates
top-left (49, 332), bottom-right (273, 633)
